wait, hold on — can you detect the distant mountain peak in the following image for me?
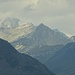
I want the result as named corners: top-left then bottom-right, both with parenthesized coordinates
top-left (0, 17), bottom-right (19, 28)
top-left (39, 23), bottom-right (46, 26)
top-left (38, 23), bottom-right (49, 28)
top-left (36, 23), bottom-right (52, 32)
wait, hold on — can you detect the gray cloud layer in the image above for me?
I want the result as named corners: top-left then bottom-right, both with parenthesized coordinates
top-left (0, 0), bottom-right (75, 36)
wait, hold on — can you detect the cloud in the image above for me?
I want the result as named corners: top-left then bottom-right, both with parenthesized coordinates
top-left (0, 12), bottom-right (12, 19)
top-left (0, 0), bottom-right (75, 36)
top-left (43, 13), bottom-right (75, 35)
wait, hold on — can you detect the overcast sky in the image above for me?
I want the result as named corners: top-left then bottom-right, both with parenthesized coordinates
top-left (0, 0), bottom-right (75, 36)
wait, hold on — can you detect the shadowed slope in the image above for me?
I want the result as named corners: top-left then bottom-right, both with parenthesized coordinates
top-left (0, 38), bottom-right (55, 75)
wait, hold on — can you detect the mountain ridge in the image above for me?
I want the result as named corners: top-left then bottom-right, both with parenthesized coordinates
top-left (45, 42), bottom-right (75, 75)
top-left (0, 38), bottom-right (55, 75)
top-left (12, 23), bottom-right (71, 52)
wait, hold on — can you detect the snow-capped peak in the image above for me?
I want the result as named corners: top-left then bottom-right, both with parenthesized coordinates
top-left (17, 22), bottom-right (34, 29)
top-left (0, 17), bottom-right (19, 28)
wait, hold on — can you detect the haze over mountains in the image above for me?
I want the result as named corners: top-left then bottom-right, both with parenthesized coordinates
top-left (0, 17), bottom-right (75, 75)
top-left (0, 38), bottom-right (55, 75)
top-left (45, 42), bottom-right (75, 75)
top-left (0, 17), bottom-right (35, 42)
top-left (12, 23), bottom-right (71, 52)
top-left (26, 45), bottom-right (64, 64)
top-left (0, 17), bottom-right (73, 52)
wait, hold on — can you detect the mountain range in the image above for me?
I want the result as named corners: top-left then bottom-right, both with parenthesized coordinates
top-left (0, 17), bottom-right (35, 42)
top-left (45, 42), bottom-right (75, 75)
top-left (0, 38), bottom-right (55, 75)
top-left (0, 17), bottom-right (75, 75)
top-left (12, 23), bottom-right (72, 52)
top-left (0, 17), bottom-right (74, 52)
top-left (25, 45), bottom-right (64, 64)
